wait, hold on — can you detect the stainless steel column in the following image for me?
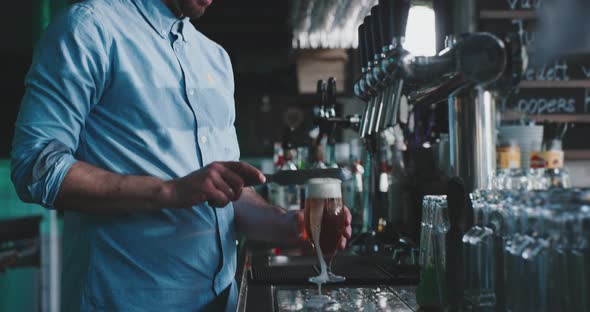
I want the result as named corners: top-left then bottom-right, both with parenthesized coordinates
top-left (447, 0), bottom-right (497, 192)
top-left (449, 87), bottom-right (497, 192)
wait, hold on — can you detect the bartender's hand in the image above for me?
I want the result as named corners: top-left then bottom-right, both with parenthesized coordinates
top-left (288, 206), bottom-right (353, 250)
top-left (164, 161), bottom-right (265, 208)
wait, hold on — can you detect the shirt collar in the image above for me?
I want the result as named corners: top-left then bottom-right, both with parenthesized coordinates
top-left (132, 0), bottom-right (182, 39)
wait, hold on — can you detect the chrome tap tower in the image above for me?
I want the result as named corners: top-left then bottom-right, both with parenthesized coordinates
top-left (353, 0), bottom-right (526, 233)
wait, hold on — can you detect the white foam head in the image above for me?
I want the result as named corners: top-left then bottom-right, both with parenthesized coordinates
top-left (305, 178), bottom-right (342, 199)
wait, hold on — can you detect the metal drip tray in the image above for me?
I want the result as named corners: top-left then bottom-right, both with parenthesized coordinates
top-left (249, 258), bottom-right (419, 286)
top-left (239, 252), bottom-right (420, 312)
top-left (275, 286), bottom-right (418, 312)
top-left (251, 265), bottom-right (319, 285)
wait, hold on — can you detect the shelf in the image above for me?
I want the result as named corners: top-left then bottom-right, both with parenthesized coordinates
top-left (479, 10), bottom-right (537, 20)
top-left (518, 80), bottom-right (590, 88)
top-left (565, 150), bottom-right (590, 160)
top-left (501, 112), bottom-right (590, 123)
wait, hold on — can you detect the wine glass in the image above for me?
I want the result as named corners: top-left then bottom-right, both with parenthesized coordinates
top-left (303, 178), bottom-right (347, 307)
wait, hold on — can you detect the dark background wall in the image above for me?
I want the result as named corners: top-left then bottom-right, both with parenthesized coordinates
top-left (0, 1), bottom-right (34, 158)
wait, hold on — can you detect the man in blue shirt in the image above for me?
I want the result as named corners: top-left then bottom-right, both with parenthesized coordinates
top-left (10, 0), bottom-right (352, 311)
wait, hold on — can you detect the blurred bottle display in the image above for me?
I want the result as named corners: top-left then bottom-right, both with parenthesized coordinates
top-left (461, 187), bottom-right (590, 312)
top-left (493, 121), bottom-right (573, 192)
top-left (268, 128), bottom-right (301, 210)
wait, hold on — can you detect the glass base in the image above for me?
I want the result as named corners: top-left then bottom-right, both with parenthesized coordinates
top-left (327, 271), bottom-right (346, 283)
top-left (309, 274), bottom-right (329, 284)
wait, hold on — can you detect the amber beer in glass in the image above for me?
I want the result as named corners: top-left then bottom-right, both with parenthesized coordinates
top-left (304, 178), bottom-right (346, 284)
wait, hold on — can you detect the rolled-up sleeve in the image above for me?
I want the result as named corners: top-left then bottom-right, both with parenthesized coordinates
top-left (10, 4), bottom-right (110, 208)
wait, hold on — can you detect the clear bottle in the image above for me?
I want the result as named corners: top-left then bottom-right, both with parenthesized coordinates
top-left (388, 137), bottom-right (407, 230)
top-left (309, 136), bottom-right (328, 170)
top-left (296, 147), bottom-right (309, 170)
top-left (280, 146), bottom-right (300, 211)
top-left (273, 142), bottom-right (284, 171)
top-left (462, 190), bottom-right (497, 311)
top-left (543, 139), bottom-right (570, 188)
top-left (494, 139), bottom-right (524, 190)
top-left (417, 196), bottom-right (448, 309)
top-left (268, 142), bottom-right (286, 208)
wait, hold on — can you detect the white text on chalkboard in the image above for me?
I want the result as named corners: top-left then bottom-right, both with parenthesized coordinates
top-left (517, 97), bottom-right (576, 114)
top-left (586, 89), bottom-right (590, 113)
top-left (582, 66), bottom-right (590, 78)
top-left (506, 0), bottom-right (542, 10)
top-left (525, 60), bottom-right (569, 81)
top-left (512, 20), bottom-right (535, 47)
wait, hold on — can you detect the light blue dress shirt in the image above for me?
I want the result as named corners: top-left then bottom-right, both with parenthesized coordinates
top-left (11, 0), bottom-right (240, 310)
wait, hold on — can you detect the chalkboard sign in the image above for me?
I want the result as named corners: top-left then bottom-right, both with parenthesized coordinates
top-left (478, 0), bottom-right (590, 154)
top-left (479, 0), bottom-right (542, 11)
top-left (506, 88), bottom-right (588, 115)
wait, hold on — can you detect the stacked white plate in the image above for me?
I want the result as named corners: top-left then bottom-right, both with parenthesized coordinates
top-left (498, 125), bottom-right (544, 169)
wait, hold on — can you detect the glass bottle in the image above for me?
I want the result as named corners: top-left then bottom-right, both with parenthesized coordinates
top-left (543, 139), bottom-right (570, 189)
top-left (416, 196), bottom-right (448, 309)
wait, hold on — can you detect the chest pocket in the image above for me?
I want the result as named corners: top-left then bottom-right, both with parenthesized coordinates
top-left (195, 85), bottom-right (235, 128)
top-left (200, 126), bottom-right (240, 164)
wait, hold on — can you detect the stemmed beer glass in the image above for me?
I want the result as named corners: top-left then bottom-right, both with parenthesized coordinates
top-left (304, 178), bottom-right (347, 305)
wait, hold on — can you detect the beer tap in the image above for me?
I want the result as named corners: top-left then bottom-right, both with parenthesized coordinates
top-left (365, 9), bottom-right (386, 139)
top-left (356, 1), bottom-right (412, 139)
top-left (354, 23), bottom-right (370, 102)
top-left (314, 78), bottom-right (361, 144)
top-left (326, 77), bottom-right (337, 120)
top-left (378, 0), bottom-right (410, 131)
top-left (316, 79), bottom-right (328, 121)
top-left (367, 5), bottom-right (387, 137)
top-left (357, 15), bottom-right (377, 141)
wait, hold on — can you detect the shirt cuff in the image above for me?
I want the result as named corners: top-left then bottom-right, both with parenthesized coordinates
top-left (27, 153), bottom-right (77, 209)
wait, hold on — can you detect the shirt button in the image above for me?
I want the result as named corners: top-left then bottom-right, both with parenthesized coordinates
top-left (200, 136), bottom-right (207, 144)
top-left (160, 29), bottom-right (167, 36)
top-left (189, 89), bottom-right (195, 96)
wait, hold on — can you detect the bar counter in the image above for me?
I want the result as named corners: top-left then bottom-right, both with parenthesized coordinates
top-left (236, 242), bottom-right (420, 311)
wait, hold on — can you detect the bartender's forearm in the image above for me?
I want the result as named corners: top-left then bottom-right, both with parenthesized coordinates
top-left (233, 188), bottom-right (302, 243)
top-left (54, 161), bottom-right (170, 213)
top-left (55, 160), bottom-right (265, 214)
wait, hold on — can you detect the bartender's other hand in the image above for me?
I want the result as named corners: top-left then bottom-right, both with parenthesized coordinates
top-left (339, 206), bottom-right (352, 250)
top-left (164, 161), bottom-right (265, 208)
top-left (288, 206), bottom-right (352, 250)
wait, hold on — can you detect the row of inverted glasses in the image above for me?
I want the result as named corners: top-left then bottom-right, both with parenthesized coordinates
top-left (491, 168), bottom-right (570, 191)
top-left (463, 188), bottom-right (590, 312)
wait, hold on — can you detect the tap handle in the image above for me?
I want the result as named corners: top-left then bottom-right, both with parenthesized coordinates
top-left (370, 6), bottom-right (385, 53)
top-left (368, 8), bottom-right (382, 61)
top-left (363, 16), bottom-right (374, 67)
top-left (327, 77), bottom-right (337, 116)
top-left (358, 23), bottom-right (367, 71)
top-left (393, 0), bottom-right (411, 40)
top-left (379, 0), bottom-right (394, 48)
top-left (316, 79), bottom-right (327, 115)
